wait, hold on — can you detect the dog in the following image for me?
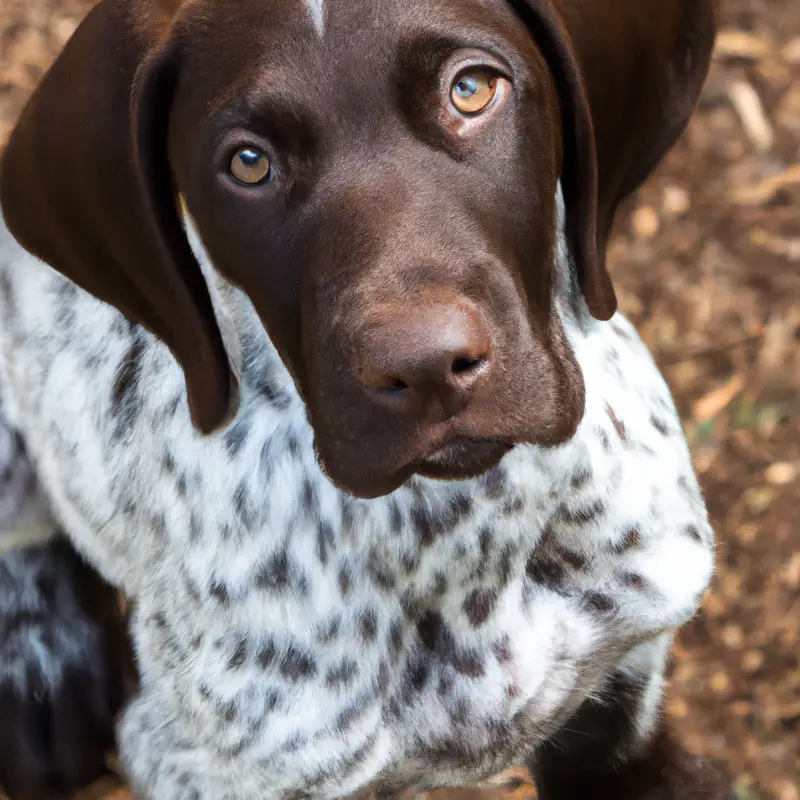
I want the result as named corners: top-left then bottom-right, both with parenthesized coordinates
top-left (0, 0), bottom-right (733, 797)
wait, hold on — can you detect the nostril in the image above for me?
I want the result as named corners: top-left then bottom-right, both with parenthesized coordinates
top-left (451, 355), bottom-right (487, 376)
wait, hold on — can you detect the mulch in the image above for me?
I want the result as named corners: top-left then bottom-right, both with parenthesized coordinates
top-left (1, 0), bottom-right (798, 798)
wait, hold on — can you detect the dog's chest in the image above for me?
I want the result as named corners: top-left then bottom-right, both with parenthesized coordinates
top-left (0, 255), bottom-right (714, 795)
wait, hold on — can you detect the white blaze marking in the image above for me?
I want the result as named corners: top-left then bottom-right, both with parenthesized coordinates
top-left (305, 0), bottom-right (325, 34)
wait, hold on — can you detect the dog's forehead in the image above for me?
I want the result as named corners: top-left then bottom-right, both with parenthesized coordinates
top-left (294, 0), bottom-right (524, 34)
top-left (179, 0), bottom-right (537, 117)
top-left (302, 0), bottom-right (325, 33)
top-left (187, 0), bottom-right (530, 59)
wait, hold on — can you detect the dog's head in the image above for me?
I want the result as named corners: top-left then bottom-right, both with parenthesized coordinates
top-left (0, 0), bottom-right (715, 498)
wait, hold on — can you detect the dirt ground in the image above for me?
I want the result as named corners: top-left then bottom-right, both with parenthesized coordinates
top-left (1, 1), bottom-right (798, 798)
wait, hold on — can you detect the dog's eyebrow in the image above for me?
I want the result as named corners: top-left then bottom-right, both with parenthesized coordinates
top-left (303, 0), bottom-right (325, 35)
top-left (213, 88), bottom-right (320, 155)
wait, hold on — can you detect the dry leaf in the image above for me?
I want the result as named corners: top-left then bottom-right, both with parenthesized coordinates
top-left (749, 228), bottom-right (800, 261)
top-left (692, 374), bottom-right (744, 422)
top-left (632, 205), bottom-right (660, 239)
top-left (662, 185), bottom-right (691, 216)
top-left (728, 79), bottom-right (775, 152)
top-left (784, 37), bottom-right (800, 64)
top-left (732, 163), bottom-right (800, 206)
top-left (714, 30), bottom-right (774, 61)
top-left (744, 487), bottom-right (775, 516)
top-left (764, 462), bottom-right (797, 486)
top-left (742, 649), bottom-right (766, 674)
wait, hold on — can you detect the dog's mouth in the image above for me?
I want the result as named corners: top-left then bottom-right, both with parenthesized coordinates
top-left (415, 437), bottom-right (514, 481)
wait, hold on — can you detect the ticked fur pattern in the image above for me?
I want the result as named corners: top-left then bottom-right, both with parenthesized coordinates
top-left (0, 193), bottom-right (715, 798)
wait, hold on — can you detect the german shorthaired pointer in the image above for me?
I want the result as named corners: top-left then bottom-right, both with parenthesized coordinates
top-left (0, 0), bottom-right (733, 797)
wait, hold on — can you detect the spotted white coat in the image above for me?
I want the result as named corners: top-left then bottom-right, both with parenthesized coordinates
top-left (0, 190), bottom-right (715, 798)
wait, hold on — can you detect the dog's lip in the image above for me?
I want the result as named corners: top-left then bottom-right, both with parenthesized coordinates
top-left (415, 436), bottom-right (514, 480)
top-left (315, 435), bottom-right (514, 497)
top-left (424, 435), bottom-right (510, 456)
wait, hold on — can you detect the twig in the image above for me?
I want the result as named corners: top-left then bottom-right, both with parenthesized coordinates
top-left (728, 79), bottom-right (774, 153)
top-left (714, 30), bottom-right (774, 61)
top-left (732, 164), bottom-right (800, 206)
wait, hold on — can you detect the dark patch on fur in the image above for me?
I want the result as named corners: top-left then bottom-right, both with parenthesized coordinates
top-left (257, 640), bottom-right (277, 669)
top-left (416, 611), bottom-right (485, 677)
top-left (462, 588), bottom-right (498, 628)
top-left (388, 619), bottom-right (405, 661)
top-left (224, 418), bottom-right (250, 457)
top-left (613, 526), bottom-right (643, 553)
top-left (359, 609), bottom-right (378, 642)
top-left (259, 437), bottom-right (277, 481)
top-left (325, 658), bottom-right (359, 689)
top-left (338, 565), bottom-right (351, 597)
top-left (279, 645), bottom-right (317, 681)
top-left (684, 524), bottom-right (703, 543)
top-left (227, 637), bottom-right (249, 669)
top-left (492, 635), bottom-right (513, 664)
top-left (526, 554), bottom-right (568, 590)
top-left (481, 467), bottom-right (508, 499)
top-left (401, 551), bottom-right (420, 574)
top-left (256, 550), bottom-right (291, 593)
top-left (316, 521), bottom-right (335, 566)
top-left (605, 403), bottom-right (627, 442)
top-left (621, 572), bottom-right (646, 590)
top-left (571, 466), bottom-right (593, 490)
top-left (367, 551), bottom-right (396, 591)
top-left (334, 690), bottom-right (374, 731)
top-left (556, 499), bottom-right (606, 526)
top-left (388, 500), bottom-right (403, 534)
top-left (209, 580), bottom-right (230, 606)
top-left (559, 548), bottom-right (587, 571)
top-left (316, 616), bottom-right (341, 645)
top-left (111, 333), bottom-right (146, 434)
top-left (411, 492), bottom-right (473, 546)
top-left (651, 415), bottom-right (671, 437)
top-left (582, 591), bottom-right (616, 613)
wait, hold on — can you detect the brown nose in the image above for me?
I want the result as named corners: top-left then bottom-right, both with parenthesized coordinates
top-left (357, 301), bottom-right (493, 419)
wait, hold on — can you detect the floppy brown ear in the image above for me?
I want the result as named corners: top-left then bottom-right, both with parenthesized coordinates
top-left (512, 0), bottom-right (716, 320)
top-left (0, 0), bottom-right (233, 433)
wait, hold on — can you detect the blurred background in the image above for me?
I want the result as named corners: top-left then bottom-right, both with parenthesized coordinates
top-left (1, 0), bottom-right (798, 798)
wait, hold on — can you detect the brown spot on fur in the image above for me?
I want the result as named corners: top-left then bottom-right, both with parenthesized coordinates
top-left (493, 636), bottom-right (513, 664)
top-left (526, 555), bottom-right (568, 590)
top-left (605, 403), bottom-right (627, 442)
top-left (621, 572), bottom-right (646, 590)
top-left (571, 466), bottom-right (593, 489)
top-left (556, 499), bottom-right (606, 525)
top-left (360, 609), bottom-right (378, 642)
top-left (463, 588), bottom-right (498, 627)
top-left (560, 548), bottom-right (588, 571)
top-left (613, 526), bottom-right (643, 554)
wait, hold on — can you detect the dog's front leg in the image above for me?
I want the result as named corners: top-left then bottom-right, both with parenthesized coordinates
top-left (0, 421), bottom-right (134, 799)
top-left (0, 534), bottom-right (136, 800)
top-left (529, 637), bottom-right (735, 800)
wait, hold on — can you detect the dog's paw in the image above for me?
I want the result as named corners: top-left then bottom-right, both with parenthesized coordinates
top-left (0, 537), bottom-right (131, 799)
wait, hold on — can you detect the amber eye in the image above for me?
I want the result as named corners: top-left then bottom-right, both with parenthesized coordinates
top-left (230, 147), bottom-right (271, 185)
top-left (450, 70), bottom-right (498, 115)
